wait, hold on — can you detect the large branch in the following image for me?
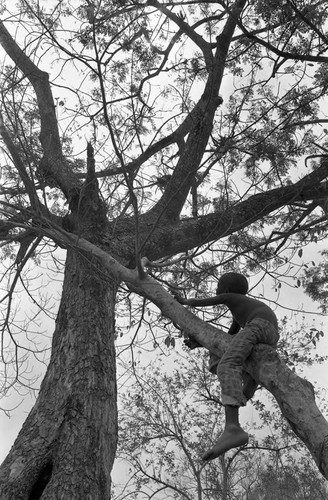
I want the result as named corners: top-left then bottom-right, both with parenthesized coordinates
top-left (134, 158), bottom-right (328, 260)
top-left (25, 224), bottom-right (328, 479)
top-left (146, 94), bottom-right (222, 222)
top-left (147, 0), bottom-right (247, 223)
top-left (0, 21), bottom-right (81, 199)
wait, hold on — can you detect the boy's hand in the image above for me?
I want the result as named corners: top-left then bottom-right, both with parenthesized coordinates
top-left (173, 294), bottom-right (188, 305)
top-left (184, 336), bottom-right (202, 350)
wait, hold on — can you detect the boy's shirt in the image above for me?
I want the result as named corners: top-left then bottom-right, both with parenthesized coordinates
top-left (207, 293), bottom-right (278, 374)
top-left (210, 293), bottom-right (278, 331)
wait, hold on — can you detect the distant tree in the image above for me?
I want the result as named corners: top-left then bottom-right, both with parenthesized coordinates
top-left (0, 1), bottom-right (328, 498)
top-left (247, 460), bottom-right (328, 500)
top-left (114, 353), bottom-right (255, 500)
top-left (114, 332), bottom-right (327, 499)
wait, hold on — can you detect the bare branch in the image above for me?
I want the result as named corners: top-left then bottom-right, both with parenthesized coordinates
top-left (0, 20), bottom-right (81, 198)
top-left (0, 112), bottom-right (37, 207)
top-left (147, 0), bottom-right (213, 70)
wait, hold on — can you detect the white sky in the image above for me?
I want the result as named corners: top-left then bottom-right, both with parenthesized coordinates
top-left (0, 3), bottom-right (327, 490)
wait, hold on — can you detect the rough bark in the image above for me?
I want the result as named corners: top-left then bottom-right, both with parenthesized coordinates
top-left (0, 1), bottom-right (328, 496)
top-left (0, 251), bottom-right (118, 499)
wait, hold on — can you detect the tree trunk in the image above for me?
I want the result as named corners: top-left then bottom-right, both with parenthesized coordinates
top-left (0, 250), bottom-right (118, 500)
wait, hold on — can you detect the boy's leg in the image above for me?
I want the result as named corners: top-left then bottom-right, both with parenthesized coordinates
top-left (203, 320), bottom-right (278, 461)
top-left (202, 331), bottom-right (253, 461)
top-left (242, 371), bottom-right (258, 400)
top-left (217, 319), bottom-right (279, 408)
top-left (202, 405), bottom-right (248, 461)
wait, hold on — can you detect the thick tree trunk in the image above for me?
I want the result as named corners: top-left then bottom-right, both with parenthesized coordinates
top-left (0, 250), bottom-right (118, 499)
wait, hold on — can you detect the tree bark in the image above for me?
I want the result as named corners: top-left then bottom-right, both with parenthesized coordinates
top-left (248, 346), bottom-right (328, 478)
top-left (0, 250), bottom-right (118, 499)
top-left (1, 1), bottom-right (328, 495)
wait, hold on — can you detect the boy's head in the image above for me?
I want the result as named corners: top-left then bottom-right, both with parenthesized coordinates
top-left (216, 272), bottom-right (248, 295)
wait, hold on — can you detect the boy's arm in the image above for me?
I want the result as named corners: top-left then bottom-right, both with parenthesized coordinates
top-left (176, 295), bottom-right (226, 307)
top-left (227, 319), bottom-right (240, 335)
top-left (184, 336), bottom-right (203, 350)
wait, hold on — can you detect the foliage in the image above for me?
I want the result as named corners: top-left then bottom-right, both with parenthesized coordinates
top-left (1, 0), bottom-right (328, 494)
top-left (302, 250), bottom-right (328, 313)
top-left (114, 339), bottom-right (328, 499)
top-left (114, 352), bottom-right (248, 499)
top-left (247, 460), bottom-right (328, 500)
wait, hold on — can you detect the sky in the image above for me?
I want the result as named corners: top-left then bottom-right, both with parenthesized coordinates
top-left (0, 3), bottom-right (328, 492)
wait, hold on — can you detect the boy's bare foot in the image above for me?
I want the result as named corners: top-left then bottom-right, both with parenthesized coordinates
top-left (202, 426), bottom-right (249, 461)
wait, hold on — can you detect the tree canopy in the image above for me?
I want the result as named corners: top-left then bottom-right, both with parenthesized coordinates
top-left (0, 0), bottom-right (328, 498)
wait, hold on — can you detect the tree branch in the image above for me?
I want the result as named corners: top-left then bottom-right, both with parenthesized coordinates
top-left (0, 112), bottom-right (37, 207)
top-left (133, 158), bottom-right (328, 261)
top-left (237, 18), bottom-right (328, 63)
top-left (145, 0), bottom-right (247, 223)
top-left (147, 0), bottom-right (213, 70)
top-left (0, 21), bottom-right (81, 199)
top-left (283, 118), bottom-right (328, 130)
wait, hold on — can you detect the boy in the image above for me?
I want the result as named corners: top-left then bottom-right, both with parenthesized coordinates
top-left (177, 272), bottom-right (279, 460)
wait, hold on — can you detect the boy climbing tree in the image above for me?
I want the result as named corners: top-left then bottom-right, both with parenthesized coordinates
top-left (176, 272), bottom-right (279, 460)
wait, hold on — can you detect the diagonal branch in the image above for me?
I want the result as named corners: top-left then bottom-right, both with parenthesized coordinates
top-left (0, 21), bottom-right (81, 199)
top-left (145, 0), bottom-right (247, 224)
top-left (133, 158), bottom-right (328, 261)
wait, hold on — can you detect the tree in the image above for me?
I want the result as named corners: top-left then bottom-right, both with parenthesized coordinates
top-left (247, 461), bottom-right (328, 500)
top-left (114, 353), bottom-right (245, 500)
top-left (114, 343), bottom-right (328, 499)
top-left (0, 0), bottom-right (328, 497)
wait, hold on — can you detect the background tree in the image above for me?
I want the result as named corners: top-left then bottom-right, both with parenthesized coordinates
top-left (0, 0), bottom-right (328, 498)
top-left (246, 459), bottom-right (328, 500)
top-left (115, 353), bottom-right (239, 500)
top-left (114, 329), bottom-right (328, 499)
